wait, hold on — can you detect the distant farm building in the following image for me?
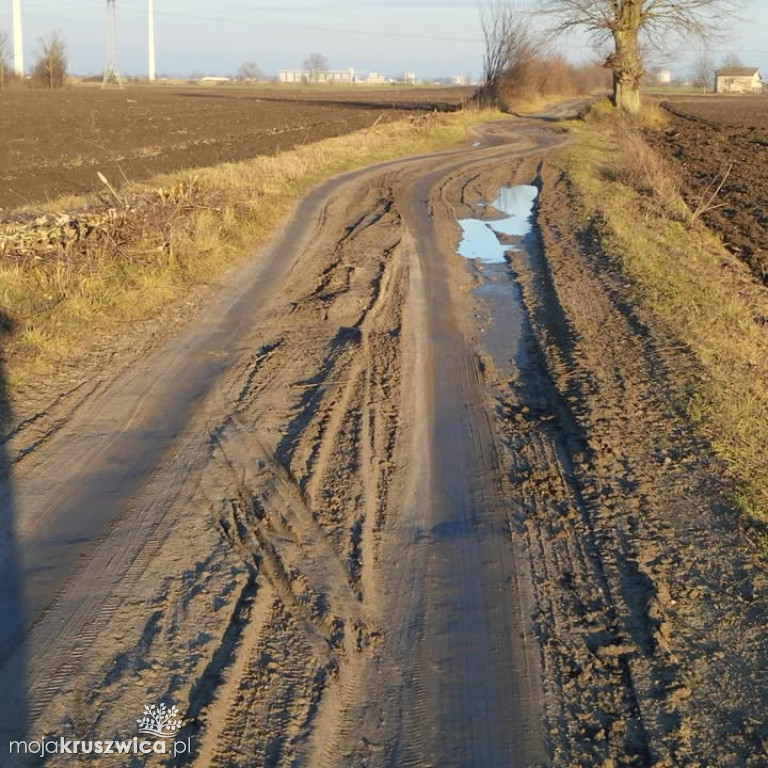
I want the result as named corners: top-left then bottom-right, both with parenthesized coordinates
top-left (715, 67), bottom-right (763, 93)
top-left (356, 72), bottom-right (388, 85)
top-left (278, 68), bottom-right (355, 84)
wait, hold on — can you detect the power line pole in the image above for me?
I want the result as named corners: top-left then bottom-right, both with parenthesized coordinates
top-left (148, 0), bottom-right (156, 81)
top-left (102, 0), bottom-right (123, 88)
top-left (12, 0), bottom-right (23, 77)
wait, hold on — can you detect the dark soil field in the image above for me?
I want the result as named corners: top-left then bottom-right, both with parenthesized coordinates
top-left (0, 85), bottom-right (470, 208)
top-left (649, 95), bottom-right (768, 282)
top-left (661, 94), bottom-right (768, 128)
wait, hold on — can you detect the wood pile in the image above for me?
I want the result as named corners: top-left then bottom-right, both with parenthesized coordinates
top-left (0, 208), bottom-right (131, 261)
top-left (0, 181), bottom-right (201, 263)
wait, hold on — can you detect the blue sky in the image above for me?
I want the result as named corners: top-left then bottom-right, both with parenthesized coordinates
top-left (1, 0), bottom-right (767, 79)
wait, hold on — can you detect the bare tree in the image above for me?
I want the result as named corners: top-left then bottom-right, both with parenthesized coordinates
top-left (237, 61), bottom-right (264, 82)
top-left (32, 31), bottom-right (68, 89)
top-left (303, 52), bottom-right (328, 83)
top-left (720, 52), bottom-right (744, 68)
top-left (478, 2), bottom-right (540, 107)
top-left (538, 0), bottom-right (743, 113)
top-left (0, 30), bottom-right (9, 89)
top-left (691, 49), bottom-right (715, 91)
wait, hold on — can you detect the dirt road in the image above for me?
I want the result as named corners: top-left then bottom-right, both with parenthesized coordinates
top-left (1, 109), bottom-right (766, 767)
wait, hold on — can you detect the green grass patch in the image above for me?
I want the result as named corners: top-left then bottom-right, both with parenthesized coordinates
top-left (1, 108), bottom-right (503, 401)
top-left (559, 115), bottom-right (768, 524)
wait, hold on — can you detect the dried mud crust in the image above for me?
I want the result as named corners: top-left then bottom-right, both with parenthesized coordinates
top-left (648, 99), bottom-right (768, 282)
top-left (507, 161), bottom-right (768, 765)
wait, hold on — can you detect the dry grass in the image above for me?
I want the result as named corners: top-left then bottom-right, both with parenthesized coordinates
top-left (560, 112), bottom-right (768, 524)
top-left (0, 109), bottom-right (502, 402)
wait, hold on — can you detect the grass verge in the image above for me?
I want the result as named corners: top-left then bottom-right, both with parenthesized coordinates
top-left (558, 107), bottom-right (768, 524)
top-left (0, 108), bottom-right (501, 413)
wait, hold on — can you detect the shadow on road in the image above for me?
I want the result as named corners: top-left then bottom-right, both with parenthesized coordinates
top-left (0, 309), bottom-right (27, 761)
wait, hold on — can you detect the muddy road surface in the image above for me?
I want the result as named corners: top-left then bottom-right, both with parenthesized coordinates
top-left (1, 110), bottom-right (766, 767)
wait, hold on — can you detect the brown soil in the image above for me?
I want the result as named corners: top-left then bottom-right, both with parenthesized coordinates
top-left (1, 113), bottom-right (766, 767)
top-left (526, 165), bottom-right (768, 766)
top-left (0, 85), bottom-right (469, 208)
top-left (648, 96), bottom-right (768, 282)
top-left (659, 95), bottom-right (768, 128)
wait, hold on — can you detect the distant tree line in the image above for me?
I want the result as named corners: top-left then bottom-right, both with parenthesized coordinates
top-left (303, 52), bottom-right (329, 83)
top-left (0, 28), bottom-right (69, 89)
top-left (236, 61), bottom-right (265, 81)
top-left (0, 30), bottom-right (10, 89)
top-left (33, 31), bottom-right (68, 89)
top-left (477, 6), bottom-right (610, 110)
top-left (234, 53), bottom-right (331, 85)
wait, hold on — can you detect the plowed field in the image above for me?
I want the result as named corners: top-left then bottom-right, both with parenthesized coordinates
top-left (0, 85), bottom-right (469, 208)
top-left (650, 96), bottom-right (768, 282)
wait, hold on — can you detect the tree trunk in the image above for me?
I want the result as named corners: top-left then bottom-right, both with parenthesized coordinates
top-left (614, 73), bottom-right (641, 113)
top-left (611, 1), bottom-right (644, 113)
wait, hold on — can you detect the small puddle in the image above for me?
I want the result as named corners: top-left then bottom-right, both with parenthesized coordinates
top-left (457, 185), bottom-right (538, 264)
top-left (487, 185), bottom-right (539, 236)
top-left (456, 184), bottom-right (539, 374)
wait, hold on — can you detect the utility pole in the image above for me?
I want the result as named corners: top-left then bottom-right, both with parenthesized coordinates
top-left (148, 0), bottom-right (156, 81)
top-left (102, 0), bottom-right (123, 88)
top-left (12, 0), bottom-right (23, 77)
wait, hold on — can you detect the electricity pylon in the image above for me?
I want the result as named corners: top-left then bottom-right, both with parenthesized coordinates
top-left (102, 0), bottom-right (124, 89)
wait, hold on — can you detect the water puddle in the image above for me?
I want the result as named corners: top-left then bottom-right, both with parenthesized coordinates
top-left (457, 218), bottom-right (508, 264)
top-left (457, 185), bottom-right (538, 264)
top-left (487, 185), bottom-right (539, 236)
top-left (457, 184), bottom-right (539, 374)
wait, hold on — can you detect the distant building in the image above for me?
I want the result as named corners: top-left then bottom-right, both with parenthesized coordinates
top-left (403, 71), bottom-right (416, 85)
top-left (278, 68), bottom-right (355, 84)
top-left (642, 67), bottom-right (672, 86)
top-left (431, 76), bottom-right (470, 86)
top-left (715, 67), bottom-right (763, 93)
top-left (356, 72), bottom-right (388, 85)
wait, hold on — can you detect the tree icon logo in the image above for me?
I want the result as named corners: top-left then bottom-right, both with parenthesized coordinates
top-left (137, 703), bottom-right (184, 739)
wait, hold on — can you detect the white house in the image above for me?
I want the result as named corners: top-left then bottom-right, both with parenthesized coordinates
top-left (715, 67), bottom-right (763, 93)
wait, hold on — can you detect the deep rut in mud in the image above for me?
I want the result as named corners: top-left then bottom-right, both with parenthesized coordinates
top-left (1, 115), bottom-right (767, 768)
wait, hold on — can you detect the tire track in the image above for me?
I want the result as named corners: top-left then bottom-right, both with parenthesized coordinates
top-left (10, 110), bottom-right (725, 768)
